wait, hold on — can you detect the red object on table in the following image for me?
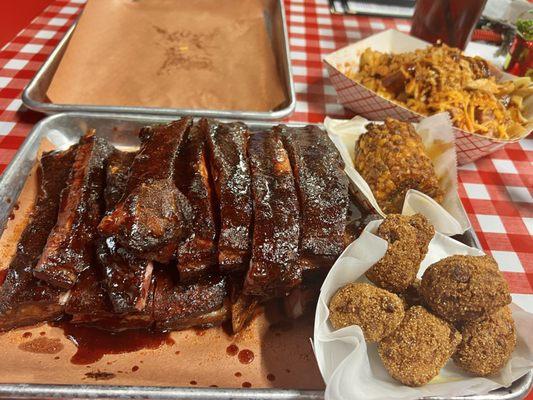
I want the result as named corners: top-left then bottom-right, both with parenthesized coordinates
top-left (0, 2), bottom-right (531, 397)
top-left (0, 0), bottom-right (54, 49)
top-left (472, 29), bottom-right (503, 45)
top-left (410, 0), bottom-right (487, 49)
top-left (505, 33), bottom-right (533, 77)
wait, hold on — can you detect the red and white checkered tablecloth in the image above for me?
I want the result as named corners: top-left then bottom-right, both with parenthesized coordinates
top-left (0, 0), bottom-right (532, 311)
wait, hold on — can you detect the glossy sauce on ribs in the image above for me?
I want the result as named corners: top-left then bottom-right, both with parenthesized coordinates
top-left (98, 119), bottom-right (193, 263)
top-left (202, 119), bottom-right (253, 272)
top-left (0, 118), bottom-right (355, 335)
top-left (65, 266), bottom-right (154, 331)
top-left (0, 149), bottom-right (75, 330)
top-left (245, 130), bottom-right (301, 297)
top-left (175, 124), bottom-right (217, 282)
top-left (34, 132), bottom-right (112, 289)
top-left (152, 269), bottom-right (228, 331)
top-left (277, 125), bottom-right (349, 274)
top-left (98, 150), bottom-right (153, 314)
top-left (104, 150), bottom-right (136, 211)
top-left (65, 267), bottom-right (114, 324)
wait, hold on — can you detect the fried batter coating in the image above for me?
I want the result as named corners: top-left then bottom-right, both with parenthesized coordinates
top-left (366, 214), bottom-right (434, 293)
top-left (408, 214), bottom-right (435, 257)
top-left (378, 306), bottom-right (462, 387)
top-left (420, 255), bottom-right (511, 322)
top-left (453, 306), bottom-right (516, 376)
top-left (354, 118), bottom-right (443, 214)
top-left (328, 282), bottom-right (404, 342)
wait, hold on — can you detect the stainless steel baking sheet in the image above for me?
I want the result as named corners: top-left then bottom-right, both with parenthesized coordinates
top-left (21, 0), bottom-right (295, 120)
top-left (0, 113), bottom-right (530, 400)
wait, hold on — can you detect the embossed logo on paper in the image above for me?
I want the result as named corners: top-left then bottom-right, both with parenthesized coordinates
top-left (153, 26), bottom-right (216, 74)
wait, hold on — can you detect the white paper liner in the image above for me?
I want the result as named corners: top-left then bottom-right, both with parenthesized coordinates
top-left (313, 219), bottom-right (533, 400)
top-left (324, 113), bottom-right (469, 235)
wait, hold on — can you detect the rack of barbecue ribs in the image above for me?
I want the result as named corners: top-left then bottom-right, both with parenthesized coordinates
top-left (98, 119), bottom-right (193, 263)
top-left (0, 117), bottom-right (350, 334)
top-left (175, 124), bottom-right (218, 282)
top-left (98, 149), bottom-right (153, 314)
top-left (245, 130), bottom-right (301, 297)
top-left (276, 125), bottom-right (349, 278)
top-left (0, 149), bottom-right (75, 330)
top-left (34, 132), bottom-right (113, 289)
top-left (203, 119), bottom-right (253, 274)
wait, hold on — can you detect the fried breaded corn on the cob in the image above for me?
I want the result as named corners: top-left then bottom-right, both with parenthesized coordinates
top-left (354, 118), bottom-right (443, 214)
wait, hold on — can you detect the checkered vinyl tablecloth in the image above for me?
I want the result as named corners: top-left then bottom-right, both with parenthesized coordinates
top-left (0, 0), bottom-right (532, 311)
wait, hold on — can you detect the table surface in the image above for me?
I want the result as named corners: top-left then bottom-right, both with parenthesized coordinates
top-left (0, 0), bottom-right (532, 398)
top-left (0, 1), bottom-right (532, 306)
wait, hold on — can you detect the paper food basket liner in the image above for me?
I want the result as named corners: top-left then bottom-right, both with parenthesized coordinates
top-left (45, 0), bottom-right (288, 113)
top-left (325, 113), bottom-right (470, 236)
top-left (323, 29), bottom-right (533, 165)
top-left (313, 219), bottom-right (533, 400)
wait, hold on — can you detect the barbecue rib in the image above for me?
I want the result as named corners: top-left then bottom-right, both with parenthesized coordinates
top-left (283, 284), bottom-right (320, 319)
top-left (152, 269), bottom-right (228, 331)
top-left (97, 238), bottom-right (154, 314)
top-left (64, 267), bottom-right (113, 323)
top-left (277, 125), bottom-right (349, 274)
top-left (98, 119), bottom-right (193, 263)
top-left (66, 266), bottom-right (227, 332)
top-left (104, 150), bottom-right (136, 211)
top-left (34, 132), bottom-right (112, 289)
top-left (244, 130), bottom-right (301, 297)
top-left (202, 119), bottom-right (252, 272)
top-left (65, 266), bottom-right (154, 331)
top-left (229, 275), bottom-right (259, 333)
top-left (175, 124), bottom-right (217, 282)
top-left (98, 150), bottom-right (153, 314)
top-left (0, 148), bottom-right (75, 330)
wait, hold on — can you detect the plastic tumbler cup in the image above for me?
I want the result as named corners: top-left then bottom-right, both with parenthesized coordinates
top-left (410, 0), bottom-right (487, 50)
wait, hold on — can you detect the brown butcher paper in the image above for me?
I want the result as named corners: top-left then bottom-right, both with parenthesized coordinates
top-left (46, 0), bottom-right (288, 112)
top-left (0, 140), bottom-right (323, 390)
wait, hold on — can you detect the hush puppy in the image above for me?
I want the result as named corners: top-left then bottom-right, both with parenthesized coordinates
top-left (366, 214), bottom-right (434, 293)
top-left (453, 306), bottom-right (516, 376)
top-left (378, 306), bottom-right (462, 387)
top-left (328, 282), bottom-right (405, 342)
top-left (420, 255), bottom-right (511, 322)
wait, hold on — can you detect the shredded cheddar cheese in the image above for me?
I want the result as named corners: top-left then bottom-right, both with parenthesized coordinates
top-left (343, 45), bottom-right (532, 140)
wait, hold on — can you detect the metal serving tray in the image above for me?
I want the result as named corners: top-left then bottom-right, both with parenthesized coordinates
top-left (0, 113), bottom-right (530, 400)
top-left (22, 0), bottom-right (296, 120)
